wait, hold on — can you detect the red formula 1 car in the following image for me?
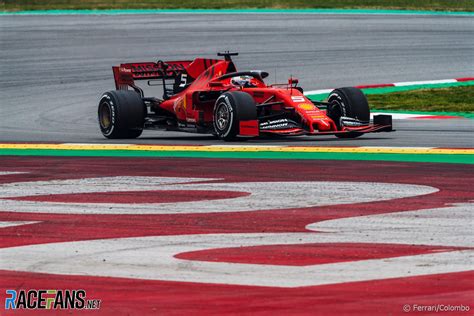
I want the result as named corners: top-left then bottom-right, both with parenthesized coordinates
top-left (98, 52), bottom-right (393, 140)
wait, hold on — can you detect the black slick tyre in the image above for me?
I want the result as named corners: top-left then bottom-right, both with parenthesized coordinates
top-left (213, 91), bottom-right (257, 141)
top-left (98, 90), bottom-right (146, 139)
top-left (326, 87), bottom-right (370, 139)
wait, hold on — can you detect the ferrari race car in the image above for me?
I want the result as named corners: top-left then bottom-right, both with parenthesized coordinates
top-left (98, 52), bottom-right (393, 140)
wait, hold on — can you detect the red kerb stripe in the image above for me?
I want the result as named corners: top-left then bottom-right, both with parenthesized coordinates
top-left (455, 77), bottom-right (474, 82)
top-left (355, 83), bottom-right (395, 89)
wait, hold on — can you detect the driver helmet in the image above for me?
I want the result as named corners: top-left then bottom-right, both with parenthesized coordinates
top-left (231, 75), bottom-right (254, 88)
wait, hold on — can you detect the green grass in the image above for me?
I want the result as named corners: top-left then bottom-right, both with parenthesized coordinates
top-left (367, 86), bottom-right (474, 113)
top-left (1, 149), bottom-right (473, 164)
top-left (2, 0), bottom-right (474, 12)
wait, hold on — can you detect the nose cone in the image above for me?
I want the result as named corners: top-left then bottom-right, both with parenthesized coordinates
top-left (313, 118), bottom-right (332, 131)
top-left (296, 104), bottom-right (333, 132)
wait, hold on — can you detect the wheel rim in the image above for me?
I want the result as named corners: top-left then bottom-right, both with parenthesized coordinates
top-left (215, 103), bottom-right (230, 131)
top-left (330, 100), bottom-right (342, 117)
top-left (99, 102), bottom-right (112, 129)
top-left (328, 100), bottom-right (343, 128)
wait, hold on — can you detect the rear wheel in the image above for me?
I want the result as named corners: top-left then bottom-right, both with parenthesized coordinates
top-left (326, 87), bottom-right (370, 138)
top-left (98, 90), bottom-right (146, 139)
top-left (213, 91), bottom-right (257, 141)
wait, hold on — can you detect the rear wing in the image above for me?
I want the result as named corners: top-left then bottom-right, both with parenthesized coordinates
top-left (112, 60), bottom-right (191, 90)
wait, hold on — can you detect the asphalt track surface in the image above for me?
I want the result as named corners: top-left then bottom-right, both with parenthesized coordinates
top-left (0, 13), bottom-right (473, 147)
top-left (0, 12), bottom-right (473, 315)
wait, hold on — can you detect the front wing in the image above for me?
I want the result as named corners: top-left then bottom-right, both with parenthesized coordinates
top-left (258, 115), bottom-right (394, 137)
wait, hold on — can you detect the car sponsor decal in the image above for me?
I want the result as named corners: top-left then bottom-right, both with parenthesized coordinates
top-left (291, 96), bottom-right (306, 103)
top-left (298, 103), bottom-right (316, 110)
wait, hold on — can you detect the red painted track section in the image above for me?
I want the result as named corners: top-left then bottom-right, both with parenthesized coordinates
top-left (177, 243), bottom-right (466, 266)
top-left (0, 156), bottom-right (473, 315)
top-left (2, 270), bottom-right (472, 315)
top-left (11, 190), bottom-right (250, 204)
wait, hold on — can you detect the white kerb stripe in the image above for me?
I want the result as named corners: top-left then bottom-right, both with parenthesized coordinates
top-left (394, 79), bottom-right (457, 86)
top-left (304, 89), bottom-right (333, 95)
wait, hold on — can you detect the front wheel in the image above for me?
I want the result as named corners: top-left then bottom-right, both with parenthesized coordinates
top-left (98, 90), bottom-right (146, 139)
top-left (326, 87), bottom-right (370, 139)
top-left (213, 91), bottom-right (257, 141)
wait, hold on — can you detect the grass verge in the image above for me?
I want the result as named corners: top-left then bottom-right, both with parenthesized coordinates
top-left (367, 86), bottom-right (474, 113)
top-left (2, 0), bottom-right (474, 12)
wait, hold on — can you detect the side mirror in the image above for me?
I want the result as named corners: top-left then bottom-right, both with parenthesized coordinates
top-left (288, 78), bottom-right (299, 85)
